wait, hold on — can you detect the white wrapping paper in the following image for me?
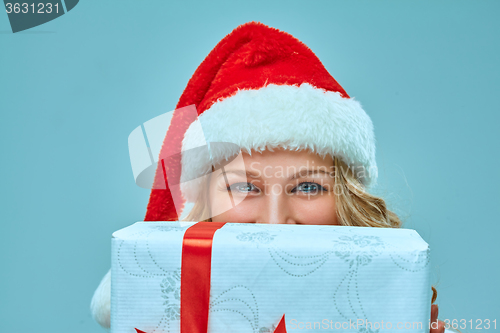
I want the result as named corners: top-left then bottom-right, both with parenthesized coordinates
top-left (111, 222), bottom-right (431, 333)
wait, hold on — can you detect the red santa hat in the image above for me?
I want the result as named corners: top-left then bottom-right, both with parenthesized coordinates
top-left (145, 21), bottom-right (377, 221)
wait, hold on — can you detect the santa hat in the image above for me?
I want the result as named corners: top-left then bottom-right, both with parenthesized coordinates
top-left (144, 21), bottom-right (377, 221)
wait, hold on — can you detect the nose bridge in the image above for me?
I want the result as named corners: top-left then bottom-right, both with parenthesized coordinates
top-left (262, 185), bottom-right (292, 224)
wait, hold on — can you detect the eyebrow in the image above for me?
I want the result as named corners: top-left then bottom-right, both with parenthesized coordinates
top-left (289, 169), bottom-right (334, 180)
top-left (217, 168), bottom-right (334, 181)
top-left (217, 169), bottom-right (259, 179)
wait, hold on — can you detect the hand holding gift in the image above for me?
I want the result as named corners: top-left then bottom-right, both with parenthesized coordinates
top-left (430, 304), bottom-right (446, 333)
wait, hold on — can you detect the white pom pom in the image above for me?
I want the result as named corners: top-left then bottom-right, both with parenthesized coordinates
top-left (90, 269), bottom-right (111, 330)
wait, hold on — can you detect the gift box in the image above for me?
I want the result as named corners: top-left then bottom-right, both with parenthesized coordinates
top-left (111, 222), bottom-right (431, 333)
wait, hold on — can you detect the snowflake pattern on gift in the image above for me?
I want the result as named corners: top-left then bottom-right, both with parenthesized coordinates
top-left (236, 231), bottom-right (277, 247)
top-left (388, 244), bottom-right (430, 272)
top-left (152, 225), bottom-right (190, 233)
top-left (225, 223), bottom-right (296, 233)
top-left (160, 268), bottom-right (181, 321)
top-left (358, 326), bottom-right (380, 333)
top-left (334, 235), bottom-right (385, 269)
top-left (259, 323), bottom-right (278, 332)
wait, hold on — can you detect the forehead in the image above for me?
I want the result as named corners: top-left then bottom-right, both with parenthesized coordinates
top-left (212, 148), bottom-right (334, 173)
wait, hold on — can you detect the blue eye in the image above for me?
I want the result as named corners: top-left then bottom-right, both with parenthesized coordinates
top-left (228, 182), bottom-right (260, 193)
top-left (292, 182), bottom-right (326, 194)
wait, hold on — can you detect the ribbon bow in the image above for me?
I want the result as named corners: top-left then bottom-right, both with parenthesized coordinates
top-left (136, 222), bottom-right (287, 333)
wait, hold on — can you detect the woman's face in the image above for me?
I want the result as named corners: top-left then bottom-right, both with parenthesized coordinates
top-left (208, 148), bottom-right (338, 225)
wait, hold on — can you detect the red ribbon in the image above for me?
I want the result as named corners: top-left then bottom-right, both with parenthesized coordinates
top-left (136, 222), bottom-right (287, 333)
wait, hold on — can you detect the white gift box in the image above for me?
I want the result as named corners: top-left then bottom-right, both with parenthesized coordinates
top-left (111, 222), bottom-right (431, 333)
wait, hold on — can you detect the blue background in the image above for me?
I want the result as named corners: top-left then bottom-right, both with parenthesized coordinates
top-left (1, 1), bottom-right (499, 332)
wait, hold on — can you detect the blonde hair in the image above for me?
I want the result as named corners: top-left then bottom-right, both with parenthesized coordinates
top-left (183, 154), bottom-right (447, 324)
top-left (332, 156), bottom-right (401, 228)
